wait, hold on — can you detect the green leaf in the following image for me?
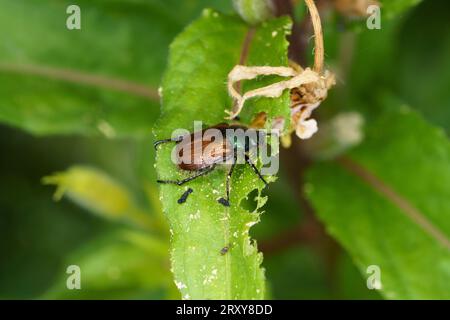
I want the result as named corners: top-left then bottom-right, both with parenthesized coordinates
top-left (233, 0), bottom-right (274, 25)
top-left (0, 171), bottom-right (103, 299)
top-left (395, 0), bottom-right (450, 131)
top-left (155, 10), bottom-right (292, 299)
top-left (0, 0), bottom-right (231, 137)
top-left (380, 0), bottom-right (422, 18)
top-left (43, 165), bottom-right (154, 230)
top-left (338, 1), bottom-right (449, 132)
top-left (336, 253), bottom-right (382, 300)
top-left (43, 230), bottom-right (176, 299)
top-left (306, 99), bottom-right (450, 299)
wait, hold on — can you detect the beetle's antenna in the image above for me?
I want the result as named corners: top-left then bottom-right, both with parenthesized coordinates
top-left (153, 135), bottom-right (184, 150)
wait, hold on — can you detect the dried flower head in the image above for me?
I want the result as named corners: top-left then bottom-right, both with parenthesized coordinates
top-left (227, 65), bottom-right (335, 140)
top-left (226, 0), bottom-right (335, 143)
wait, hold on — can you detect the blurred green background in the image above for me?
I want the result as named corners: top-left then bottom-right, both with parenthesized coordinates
top-left (0, 0), bottom-right (448, 299)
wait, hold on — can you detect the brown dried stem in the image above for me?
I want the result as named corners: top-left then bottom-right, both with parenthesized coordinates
top-left (304, 0), bottom-right (324, 73)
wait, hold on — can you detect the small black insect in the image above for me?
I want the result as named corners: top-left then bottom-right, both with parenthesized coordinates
top-left (154, 123), bottom-right (270, 206)
top-left (177, 188), bottom-right (193, 204)
top-left (217, 197), bottom-right (230, 207)
top-left (220, 245), bottom-right (230, 255)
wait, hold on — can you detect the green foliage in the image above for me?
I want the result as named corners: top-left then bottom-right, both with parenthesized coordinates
top-left (0, 0), bottom-right (230, 137)
top-left (0, 0), bottom-right (447, 301)
top-left (0, 124), bottom-right (175, 299)
top-left (307, 100), bottom-right (450, 299)
top-left (155, 10), bottom-right (291, 299)
top-left (395, 0), bottom-right (450, 131)
top-left (43, 166), bottom-right (153, 229)
top-left (309, 6), bottom-right (450, 299)
top-left (44, 231), bottom-right (175, 299)
top-left (233, 0), bottom-right (274, 25)
top-left (380, 0), bottom-right (422, 18)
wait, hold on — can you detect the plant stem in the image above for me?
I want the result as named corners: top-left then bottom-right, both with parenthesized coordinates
top-left (304, 0), bottom-right (324, 72)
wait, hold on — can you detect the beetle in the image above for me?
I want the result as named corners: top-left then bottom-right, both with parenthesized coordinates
top-left (220, 244), bottom-right (230, 255)
top-left (154, 123), bottom-right (270, 206)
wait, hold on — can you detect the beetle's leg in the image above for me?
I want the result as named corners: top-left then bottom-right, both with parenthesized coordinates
top-left (157, 165), bottom-right (216, 186)
top-left (218, 162), bottom-right (236, 207)
top-left (245, 155), bottom-right (268, 186)
top-left (153, 135), bottom-right (184, 150)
